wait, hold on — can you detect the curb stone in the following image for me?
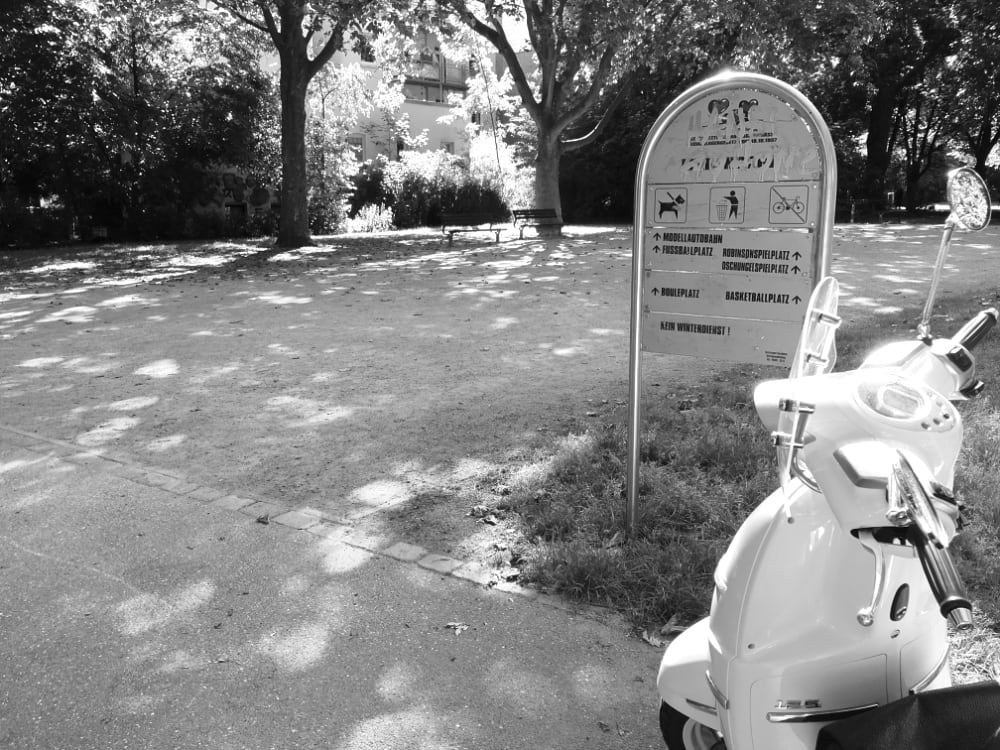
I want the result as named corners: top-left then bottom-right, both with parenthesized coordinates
top-left (0, 424), bottom-right (602, 620)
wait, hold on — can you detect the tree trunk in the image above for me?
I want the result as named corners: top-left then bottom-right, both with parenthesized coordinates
top-left (863, 85), bottom-right (899, 205)
top-left (534, 133), bottom-right (563, 237)
top-left (277, 61), bottom-right (312, 248)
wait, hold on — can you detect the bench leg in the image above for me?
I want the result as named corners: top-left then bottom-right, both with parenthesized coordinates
top-left (493, 230), bottom-right (500, 243)
top-left (448, 232), bottom-right (455, 246)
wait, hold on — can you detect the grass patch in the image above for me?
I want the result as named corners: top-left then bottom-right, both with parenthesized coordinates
top-left (506, 292), bottom-right (1000, 678)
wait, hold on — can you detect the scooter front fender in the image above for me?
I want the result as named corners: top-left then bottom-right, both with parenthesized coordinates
top-left (657, 617), bottom-right (721, 732)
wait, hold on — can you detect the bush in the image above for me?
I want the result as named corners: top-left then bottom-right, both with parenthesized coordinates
top-left (309, 188), bottom-right (350, 235)
top-left (342, 203), bottom-right (394, 233)
top-left (350, 149), bottom-right (511, 229)
top-left (468, 132), bottom-right (534, 211)
top-left (0, 205), bottom-right (73, 247)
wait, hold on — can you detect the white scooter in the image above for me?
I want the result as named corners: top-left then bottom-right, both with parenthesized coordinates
top-left (656, 166), bottom-right (996, 750)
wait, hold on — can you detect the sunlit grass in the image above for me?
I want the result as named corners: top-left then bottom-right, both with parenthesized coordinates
top-left (507, 290), bottom-right (1000, 681)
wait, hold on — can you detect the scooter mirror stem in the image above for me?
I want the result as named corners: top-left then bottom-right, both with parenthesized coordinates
top-left (917, 220), bottom-right (957, 342)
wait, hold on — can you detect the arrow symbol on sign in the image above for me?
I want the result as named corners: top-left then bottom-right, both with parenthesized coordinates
top-left (652, 288), bottom-right (660, 296)
top-left (653, 245), bottom-right (661, 253)
top-left (791, 265), bottom-right (801, 274)
top-left (654, 232), bottom-right (661, 241)
top-left (793, 251), bottom-right (802, 260)
top-left (793, 295), bottom-right (803, 304)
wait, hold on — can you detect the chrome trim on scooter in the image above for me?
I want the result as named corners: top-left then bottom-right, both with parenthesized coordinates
top-left (766, 703), bottom-right (878, 723)
top-left (686, 698), bottom-right (719, 716)
top-left (910, 646), bottom-right (950, 694)
top-left (856, 530), bottom-right (887, 626)
top-left (706, 671), bottom-right (729, 710)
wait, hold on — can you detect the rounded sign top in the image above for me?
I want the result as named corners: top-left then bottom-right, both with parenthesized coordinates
top-left (646, 87), bottom-right (823, 185)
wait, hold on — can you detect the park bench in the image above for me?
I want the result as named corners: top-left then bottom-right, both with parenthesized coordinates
top-left (512, 207), bottom-right (561, 238)
top-left (441, 212), bottom-right (505, 245)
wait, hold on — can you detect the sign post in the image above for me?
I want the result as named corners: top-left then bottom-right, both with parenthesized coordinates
top-left (626, 71), bottom-right (837, 534)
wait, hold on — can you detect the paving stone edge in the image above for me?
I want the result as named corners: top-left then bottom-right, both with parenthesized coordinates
top-left (0, 424), bottom-right (610, 619)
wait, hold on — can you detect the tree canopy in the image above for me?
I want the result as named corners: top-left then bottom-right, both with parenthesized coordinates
top-left (5, 0), bottom-right (1000, 243)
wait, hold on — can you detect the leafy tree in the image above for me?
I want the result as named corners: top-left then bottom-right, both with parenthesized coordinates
top-left (1, 0), bottom-right (274, 240)
top-left (857, 1), bottom-right (959, 203)
top-left (434, 0), bottom-right (715, 232)
top-left (897, 63), bottom-right (953, 209)
top-left (558, 19), bottom-right (742, 222)
top-left (0, 0), bottom-right (103, 233)
top-left (201, 0), bottom-right (385, 248)
top-left (949, 0), bottom-right (1000, 176)
top-left (306, 63), bottom-right (371, 232)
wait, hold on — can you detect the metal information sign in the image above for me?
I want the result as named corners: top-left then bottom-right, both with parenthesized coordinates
top-left (626, 71), bottom-right (837, 532)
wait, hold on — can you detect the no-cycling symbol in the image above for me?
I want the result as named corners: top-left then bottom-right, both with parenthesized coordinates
top-left (769, 184), bottom-right (809, 224)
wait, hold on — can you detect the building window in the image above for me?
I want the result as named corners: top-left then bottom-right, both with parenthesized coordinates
top-left (346, 135), bottom-right (365, 160)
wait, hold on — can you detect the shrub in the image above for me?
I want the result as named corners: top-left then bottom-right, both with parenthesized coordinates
top-left (342, 203), bottom-right (394, 233)
top-left (468, 132), bottom-right (534, 211)
top-left (0, 205), bottom-right (73, 247)
top-left (351, 149), bottom-right (510, 229)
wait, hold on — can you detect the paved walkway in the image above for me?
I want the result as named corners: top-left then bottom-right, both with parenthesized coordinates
top-left (1, 424), bottom-right (664, 749)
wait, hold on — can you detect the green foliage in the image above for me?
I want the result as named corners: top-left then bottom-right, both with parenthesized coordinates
top-left (343, 203), bottom-right (395, 232)
top-left (352, 150), bottom-right (508, 228)
top-left (0, 0), bottom-right (278, 244)
top-left (467, 132), bottom-right (534, 211)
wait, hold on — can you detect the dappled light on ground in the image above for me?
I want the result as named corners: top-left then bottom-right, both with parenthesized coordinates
top-left (4, 224), bottom-right (990, 572)
top-left (832, 224), bottom-right (1000, 317)
top-left (0, 440), bottom-right (662, 746)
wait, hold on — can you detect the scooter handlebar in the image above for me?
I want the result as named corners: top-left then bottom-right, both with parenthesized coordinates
top-left (953, 308), bottom-right (998, 351)
top-left (908, 527), bottom-right (974, 630)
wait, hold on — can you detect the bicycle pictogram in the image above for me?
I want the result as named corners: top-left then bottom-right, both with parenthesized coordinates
top-left (772, 196), bottom-right (805, 214)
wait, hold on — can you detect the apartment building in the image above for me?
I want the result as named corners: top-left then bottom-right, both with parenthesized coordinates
top-left (334, 29), bottom-right (485, 162)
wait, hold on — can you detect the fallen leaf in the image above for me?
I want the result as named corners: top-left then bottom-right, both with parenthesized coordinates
top-left (660, 614), bottom-right (685, 635)
top-left (445, 622), bottom-right (469, 635)
top-left (640, 629), bottom-right (666, 648)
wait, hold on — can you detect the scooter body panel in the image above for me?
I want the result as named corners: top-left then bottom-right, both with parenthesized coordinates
top-left (658, 480), bottom-right (950, 750)
top-left (656, 617), bottom-right (721, 731)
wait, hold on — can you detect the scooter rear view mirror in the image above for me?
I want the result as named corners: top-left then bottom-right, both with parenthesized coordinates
top-left (947, 167), bottom-right (992, 232)
top-left (918, 167), bottom-right (992, 340)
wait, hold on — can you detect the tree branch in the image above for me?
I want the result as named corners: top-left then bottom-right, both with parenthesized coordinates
top-left (207, 0), bottom-right (270, 34)
top-left (553, 43), bottom-right (616, 136)
top-left (448, 1), bottom-right (543, 122)
top-left (561, 70), bottom-right (633, 152)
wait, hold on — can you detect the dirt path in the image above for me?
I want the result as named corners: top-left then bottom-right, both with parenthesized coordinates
top-left (3, 223), bottom-right (998, 565)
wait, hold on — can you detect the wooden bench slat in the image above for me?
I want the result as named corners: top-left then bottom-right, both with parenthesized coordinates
top-left (440, 212), bottom-right (506, 245)
top-left (511, 208), bottom-right (561, 238)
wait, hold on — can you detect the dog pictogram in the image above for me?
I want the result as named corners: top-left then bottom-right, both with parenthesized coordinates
top-left (658, 193), bottom-right (686, 219)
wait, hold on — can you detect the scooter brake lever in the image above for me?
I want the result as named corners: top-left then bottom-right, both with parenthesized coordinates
top-left (856, 529), bottom-right (887, 627)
